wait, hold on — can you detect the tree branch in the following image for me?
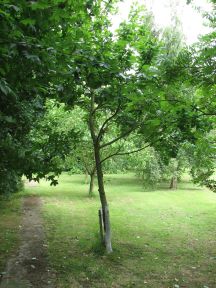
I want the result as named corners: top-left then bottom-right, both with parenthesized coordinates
top-left (100, 125), bottom-right (137, 149)
top-left (81, 154), bottom-right (91, 175)
top-left (114, 143), bottom-right (152, 156)
top-left (100, 137), bottom-right (161, 164)
top-left (89, 94), bottom-right (97, 144)
top-left (92, 102), bottom-right (106, 115)
top-left (100, 143), bottom-right (151, 164)
top-left (100, 146), bottom-right (123, 164)
top-left (97, 102), bottom-right (121, 141)
top-left (196, 108), bottom-right (216, 117)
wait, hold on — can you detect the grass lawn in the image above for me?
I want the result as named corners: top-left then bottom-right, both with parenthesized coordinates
top-left (1, 173), bottom-right (216, 287)
top-left (23, 173), bottom-right (216, 288)
top-left (0, 196), bottom-right (22, 274)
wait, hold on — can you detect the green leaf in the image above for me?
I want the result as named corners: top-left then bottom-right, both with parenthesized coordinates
top-left (0, 79), bottom-right (14, 96)
top-left (4, 116), bottom-right (16, 124)
top-left (21, 19), bottom-right (36, 26)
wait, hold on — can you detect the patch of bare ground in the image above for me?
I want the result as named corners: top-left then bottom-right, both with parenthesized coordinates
top-left (0, 197), bottom-right (55, 288)
top-left (25, 180), bottom-right (38, 187)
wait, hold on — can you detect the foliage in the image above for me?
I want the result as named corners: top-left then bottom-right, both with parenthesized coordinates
top-left (204, 179), bottom-right (216, 193)
top-left (26, 99), bottom-right (79, 184)
top-left (182, 133), bottom-right (216, 191)
top-left (132, 147), bottom-right (162, 189)
top-left (0, 0), bottom-right (93, 193)
top-left (0, 172), bottom-right (23, 196)
top-left (132, 146), bottom-right (189, 189)
top-left (183, 0), bottom-right (216, 188)
top-left (0, 0), bottom-right (60, 193)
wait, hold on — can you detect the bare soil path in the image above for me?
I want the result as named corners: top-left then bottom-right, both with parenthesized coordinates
top-left (0, 196), bottom-right (55, 288)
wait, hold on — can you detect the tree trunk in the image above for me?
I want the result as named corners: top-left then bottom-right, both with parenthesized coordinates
top-left (88, 172), bottom-right (95, 197)
top-left (170, 176), bottom-right (177, 189)
top-left (94, 144), bottom-right (112, 253)
top-left (84, 171), bottom-right (89, 184)
top-left (89, 93), bottom-right (112, 253)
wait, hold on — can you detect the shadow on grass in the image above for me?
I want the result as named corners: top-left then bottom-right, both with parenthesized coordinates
top-left (105, 175), bottom-right (142, 186)
top-left (58, 179), bottom-right (86, 185)
top-left (60, 174), bottom-right (142, 187)
top-left (157, 182), bottom-right (202, 192)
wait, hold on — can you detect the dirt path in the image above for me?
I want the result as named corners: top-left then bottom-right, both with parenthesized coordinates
top-left (0, 197), bottom-right (55, 288)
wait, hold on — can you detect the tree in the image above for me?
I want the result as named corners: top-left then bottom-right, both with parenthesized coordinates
top-left (185, 0), bottom-right (216, 188)
top-left (26, 99), bottom-right (79, 185)
top-left (182, 133), bottom-right (216, 191)
top-left (63, 106), bottom-right (97, 197)
top-left (0, 1), bottom-right (63, 193)
top-left (0, 0), bottom-right (54, 194)
top-left (0, 0), bottom-right (93, 194)
top-left (65, 107), bottom-right (127, 198)
top-left (63, 3), bottom-right (202, 252)
top-left (30, 101), bottom-right (132, 197)
top-left (80, 5), bottom-right (162, 252)
top-left (131, 145), bottom-right (189, 190)
top-left (133, 147), bottom-right (163, 189)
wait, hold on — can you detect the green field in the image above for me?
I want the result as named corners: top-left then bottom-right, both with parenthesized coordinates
top-left (1, 174), bottom-right (216, 287)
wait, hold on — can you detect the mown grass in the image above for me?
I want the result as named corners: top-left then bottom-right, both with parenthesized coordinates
top-left (23, 173), bottom-right (216, 288)
top-left (0, 195), bottom-right (22, 274)
top-left (1, 174), bottom-right (216, 287)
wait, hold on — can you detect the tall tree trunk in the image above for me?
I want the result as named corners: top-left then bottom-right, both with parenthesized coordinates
top-left (88, 172), bottom-right (95, 197)
top-left (94, 143), bottom-right (112, 253)
top-left (170, 176), bottom-right (177, 189)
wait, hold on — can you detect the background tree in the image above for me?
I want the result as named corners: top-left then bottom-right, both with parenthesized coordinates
top-left (185, 0), bottom-right (216, 188)
top-left (183, 133), bottom-right (216, 191)
top-left (26, 99), bottom-right (79, 185)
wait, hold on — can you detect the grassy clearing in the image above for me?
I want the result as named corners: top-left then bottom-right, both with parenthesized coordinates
top-left (6, 174), bottom-right (216, 287)
top-left (0, 195), bottom-right (22, 273)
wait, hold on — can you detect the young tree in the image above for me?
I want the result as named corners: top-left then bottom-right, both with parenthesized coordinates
top-left (66, 3), bottom-right (202, 252)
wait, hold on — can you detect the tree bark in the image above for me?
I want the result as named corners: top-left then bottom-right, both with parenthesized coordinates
top-left (98, 208), bottom-right (104, 244)
top-left (88, 172), bottom-right (95, 197)
top-left (170, 176), bottom-right (177, 189)
top-left (89, 94), bottom-right (113, 253)
top-left (94, 143), bottom-right (112, 252)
